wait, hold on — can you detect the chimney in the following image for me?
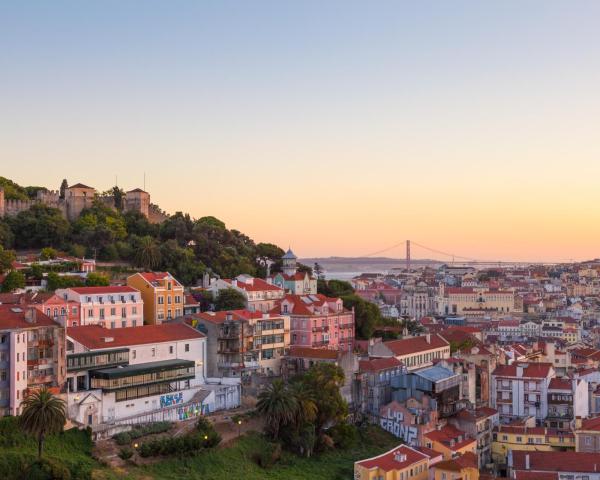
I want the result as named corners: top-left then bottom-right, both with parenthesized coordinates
top-left (232, 279), bottom-right (238, 287)
top-left (516, 364), bottom-right (524, 377)
top-left (226, 312), bottom-right (233, 322)
top-left (425, 333), bottom-right (431, 344)
top-left (24, 308), bottom-right (37, 324)
top-left (525, 453), bottom-right (530, 470)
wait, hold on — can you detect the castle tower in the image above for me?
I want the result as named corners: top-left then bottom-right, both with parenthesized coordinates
top-left (65, 183), bottom-right (96, 221)
top-left (0, 188), bottom-right (4, 217)
top-left (124, 188), bottom-right (150, 218)
top-left (282, 248), bottom-right (298, 276)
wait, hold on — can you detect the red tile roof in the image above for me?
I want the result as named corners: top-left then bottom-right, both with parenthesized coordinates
top-left (355, 445), bottom-right (428, 472)
top-left (515, 473), bottom-right (558, 480)
top-left (70, 286), bottom-right (139, 294)
top-left (225, 277), bottom-right (282, 292)
top-left (424, 425), bottom-right (475, 451)
top-left (383, 334), bottom-right (449, 356)
top-left (511, 450), bottom-right (600, 473)
top-left (580, 416), bottom-right (600, 432)
top-left (492, 362), bottom-right (553, 379)
top-left (548, 378), bottom-right (572, 390)
top-left (137, 272), bottom-right (182, 287)
top-left (67, 324), bottom-right (204, 349)
top-left (359, 357), bottom-right (403, 373)
top-left (191, 309), bottom-right (266, 324)
top-left (0, 305), bottom-right (57, 329)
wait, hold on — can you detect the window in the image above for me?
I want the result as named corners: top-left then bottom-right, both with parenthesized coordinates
top-left (110, 308), bottom-right (116, 316)
top-left (121, 321), bottom-right (126, 328)
top-left (100, 308), bottom-right (105, 319)
top-left (185, 344), bottom-right (189, 352)
top-left (132, 307), bottom-right (137, 314)
top-left (167, 296), bottom-right (172, 305)
top-left (132, 350), bottom-right (136, 359)
top-left (158, 296), bottom-right (164, 305)
top-left (169, 346), bottom-right (174, 354)
top-left (110, 321), bottom-right (116, 329)
top-left (132, 320), bottom-right (137, 327)
top-left (151, 348), bottom-right (156, 357)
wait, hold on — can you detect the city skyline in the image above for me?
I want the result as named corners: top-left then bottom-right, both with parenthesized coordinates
top-left (3, 1), bottom-right (600, 261)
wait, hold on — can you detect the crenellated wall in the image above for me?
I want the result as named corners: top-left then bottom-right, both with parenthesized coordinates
top-left (0, 185), bottom-right (165, 222)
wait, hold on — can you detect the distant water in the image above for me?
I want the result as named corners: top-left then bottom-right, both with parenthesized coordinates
top-left (324, 271), bottom-right (385, 281)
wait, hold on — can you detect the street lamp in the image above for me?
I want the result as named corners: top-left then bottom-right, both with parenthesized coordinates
top-left (237, 419), bottom-right (242, 437)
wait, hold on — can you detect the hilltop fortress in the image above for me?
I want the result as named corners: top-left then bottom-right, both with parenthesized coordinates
top-left (0, 181), bottom-right (168, 223)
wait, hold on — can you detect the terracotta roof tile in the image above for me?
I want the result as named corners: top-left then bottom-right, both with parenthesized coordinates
top-left (67, 324), bottom-right (204, 349)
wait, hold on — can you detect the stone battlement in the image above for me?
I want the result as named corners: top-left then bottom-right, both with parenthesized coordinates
top-left (0, 183), bottom-right (165, 223)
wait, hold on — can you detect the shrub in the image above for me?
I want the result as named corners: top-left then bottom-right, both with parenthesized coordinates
top-left (329, 423), bottom-right (359, 449)
top-left (118, 447), bottom-right (134, 460)
top-left (113, 432), bottom-right (131, 446)
top-left (25, 458), bottom-right (72, 480)
top-left (253, 442), bottom-right (282, 469)
top-left (112, 422), bottom-right (172, 445)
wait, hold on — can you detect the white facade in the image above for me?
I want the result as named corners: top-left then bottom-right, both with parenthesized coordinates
top-left (65, 325), bottom-right (240, 433)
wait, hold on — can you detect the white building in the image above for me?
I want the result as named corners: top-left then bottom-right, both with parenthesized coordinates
top-left (65, 323), bottom-right (240, 436)
top-left (491, 362), bottom-right (554, 424)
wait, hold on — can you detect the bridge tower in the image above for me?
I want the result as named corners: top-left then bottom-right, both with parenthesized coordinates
top-left (406, 240), bottom-right (411, 271)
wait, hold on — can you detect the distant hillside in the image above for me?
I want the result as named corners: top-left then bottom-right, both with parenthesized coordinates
top-left (300, 256), bottom-right (444, 275)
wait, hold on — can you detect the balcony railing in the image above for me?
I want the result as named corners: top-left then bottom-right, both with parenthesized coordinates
top-left (312, 326), bottom-right (329, 333)
top-left (90, 359), bottom-right (194, 391)
top-left (67, 348), bottom-right (129, 372)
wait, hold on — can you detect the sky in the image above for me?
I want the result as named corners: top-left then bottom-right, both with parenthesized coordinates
top-left (2, 1), bottom-right (600, 262)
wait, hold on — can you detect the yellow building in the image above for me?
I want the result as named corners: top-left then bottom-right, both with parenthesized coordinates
top-left (491, 425), bottom-right (575, 465)
top-left (423, 425), bottom-right (477, 460)
top-left (431, 452), bottom-right (479, 480)
top-left (127, 272), bottom-right (184, 325)
top-left (354, 445), bottom-right (429, 480)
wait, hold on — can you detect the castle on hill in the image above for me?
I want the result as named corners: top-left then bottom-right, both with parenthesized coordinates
top-left (0, 181), bottom-right (167, 223)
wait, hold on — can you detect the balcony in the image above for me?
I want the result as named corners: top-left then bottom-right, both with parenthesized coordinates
top-left (90, 359), bottom-right (195, 391)
top-left (496, 396), bottom-right (513, 404)
top-left (339, 324), bottom-right (354, 330)
top-left (312, 340), bottom-right (330, 347)
top-left (312, 326), bottom-right (329, 333)
top-left (67, 348), bottom-right (129, 372)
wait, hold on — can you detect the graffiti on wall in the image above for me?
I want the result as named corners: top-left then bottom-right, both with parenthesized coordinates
top-left (160, 392), bottom-right (184, 408)
top-left (379, 407), bottom-right (418, 445)
top-left (177, 402), bottom-right (210, 421)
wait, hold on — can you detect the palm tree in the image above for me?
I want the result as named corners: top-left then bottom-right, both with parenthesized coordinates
top-left (256, 380), bottom-right (297, 440)
top-left (135, 235), bottom-right (161, 270)
top-left (289, 382), bottom-right (317, 426)
top-left (20, 387), bottom-right (66, 460)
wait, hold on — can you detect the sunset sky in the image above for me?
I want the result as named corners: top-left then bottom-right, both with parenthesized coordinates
top-left (2, 1), bottom-right (600, 262)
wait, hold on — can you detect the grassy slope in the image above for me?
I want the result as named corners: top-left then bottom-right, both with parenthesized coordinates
top-left (130, 427), bottom-right (399, 480)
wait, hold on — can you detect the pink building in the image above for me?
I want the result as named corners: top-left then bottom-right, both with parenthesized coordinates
top-left (0, 306), bottom-right (66, 416)
top-left (211, 275), bottom-right (285, 313)
top-left (272, 294), bottom-right (354, 352)
top-left (56, 286), bottom-right (143, 329)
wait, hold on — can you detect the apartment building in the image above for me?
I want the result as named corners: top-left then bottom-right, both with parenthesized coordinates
top-left (491, 362), bottom-right (555, 423)
top-left (508, 451), bottom-right (600, 480)
top-left (273, 294), bottom-right (355, 352)
top-left (0, 305), bottom-right (66, 416)
top-left (190, 309), bottom-right (290, 377)
top-left (546, 377), bottom-right (588, 430)
top-left (369, 334), bottom-right (450, 371)
top-left (449, 407), bottom-right (499, 468)
top-left (575, 416), bottom-right (600, 453)
top-left (57, 286), bottom-right (143, 328)
top-left (65, 323), bottom-right (240, 433)
top-left (357, 356), bottom-right (405, 415)
top-left (127, 272), bottom-right (184, 324)
top-left (423, 424), bottom-right (477, 460)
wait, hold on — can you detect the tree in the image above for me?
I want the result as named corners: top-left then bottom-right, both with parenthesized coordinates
top-left (112, 186), bottom-right (125, 209)
top-left (215, 288), bottom-right (246, 311)
top-left (85, 272), bottom-right (110, 286)
top-left (0, 220), bottom-right (14, 248)
top-left (256, 379), bottom-right (297, 440)
top-left (318, 279), bottom-right (354, 297)
top-left (59, 179), bottom-right (68, 199)
top-left (8, 205), bottom-right (70, 249)
top-left (19, 387), bottom-right (66, 460)
top-left (313, 263), bottom-right (325, 280)
top-left (1, 270), bottom-right (25, 292)
top-left (0, 245), bottom-right (16, 274)
top-left (46, 272), bottom-right (84, 290)
top-left (133, 235), bottom-right (162, 270)
top-left (40, 247), bottom-right (58, 260)
top-left (340, 294), bottom-right (381, 339)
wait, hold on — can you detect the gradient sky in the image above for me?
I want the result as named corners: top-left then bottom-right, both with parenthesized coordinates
top-left (2, 1), bottom-right (600, 262)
